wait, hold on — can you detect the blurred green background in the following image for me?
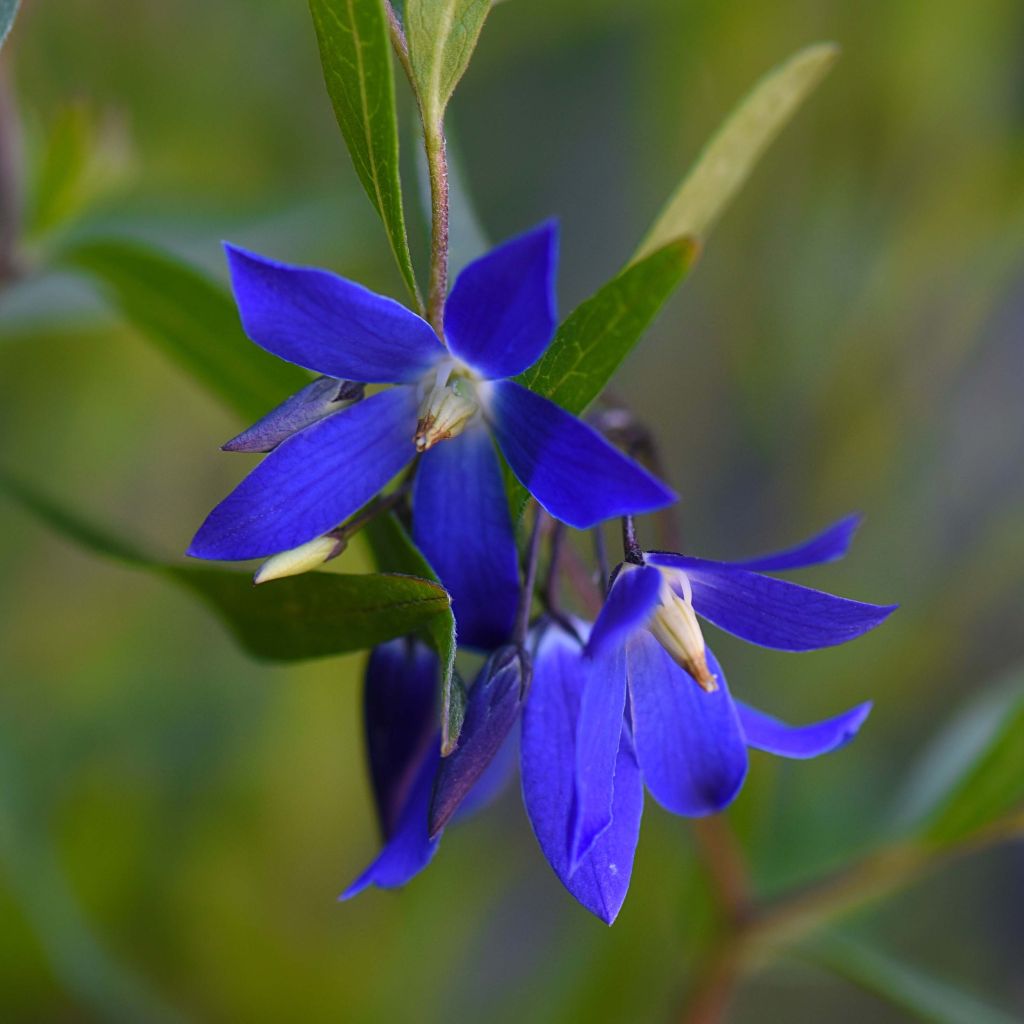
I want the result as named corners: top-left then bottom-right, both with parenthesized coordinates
top-left (1, 0), bottom-right (1023, 1020)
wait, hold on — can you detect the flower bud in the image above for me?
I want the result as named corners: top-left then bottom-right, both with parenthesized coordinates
top-left (648, 576), bottom-right (717, 691)
top-left (253, 533), bottom-right (346, 584)
top-left (415, 377), bottom-right (478, 452)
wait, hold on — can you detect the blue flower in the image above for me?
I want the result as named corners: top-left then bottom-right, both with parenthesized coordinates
top-left (342, 518), bottom-right (889, 925)
top-left (558, 516), bottom-right (896, 885)
top-left (187, 222), bottom-right (675, 646)
top-left (342, 638), bottom-right (521, 898)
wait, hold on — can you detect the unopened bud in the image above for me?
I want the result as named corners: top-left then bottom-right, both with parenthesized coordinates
top-left (648, 577), bottom-right (717, 691)
top-left (253, 534), bottom-right (346, 584)
top-left (415, 378), bottom-right (477, 452)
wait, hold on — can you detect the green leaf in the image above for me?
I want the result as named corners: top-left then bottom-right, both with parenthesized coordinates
top-left (633, 42), bottom-right (839, 263)
top-left (309, 0), bottom-right (422, 305)
top-left (57, 239), bottom-right (308, 422)
top-left (809, 933), bottom-right (1018, 1024)
top-left (167, 568), bottom-right (449, 661)
top-left (0, 0), bottom-right (19, 50)
top-left (0, 470), bottom-right (450, 663)
top-left (895, 671), bottom-right (1024, 846)
top-left (404, 0), bottom-right (490, 127)
top-left (362, 513), bottom-right (462, 753)
top-left (518, 239), bottom-right (699, 415)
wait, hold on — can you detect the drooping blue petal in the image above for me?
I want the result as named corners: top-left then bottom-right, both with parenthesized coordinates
top-left (628, 637), bottom-right (747, 816)
top-left (570, 642), bottom-right (628, 870)
top-left (646, 554), bottom-right (897, 652)
top-left (444, 221), bottom-right (558, 379)
top-left (340, 737), bottom-right (440, 899)
top-left (225, 244), bottom-right (445, 383)
top-left (223, 377), bottom-right (362, 453)
top-left (521, 624), bottom-right (642, 924)
top-left (188, 386), bottom-right (418, 560)
top-left (363, 639), bottom-right (438, 839)
top-left (736, 700), bottom-right (872, 759)
top-left (453, 725), bottom-right (519, 825)
top-left (428, 647), bottom-right (528, 837)
top-left (412, 420), bottom-right (519, 649)
top-left (488, 381), bottom-right (676, 529)
top-left (585, 564), bottom-right (662, 660)
top-left (727, 514), bottom-right (862, 572)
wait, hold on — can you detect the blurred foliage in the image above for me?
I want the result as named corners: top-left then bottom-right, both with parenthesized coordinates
top-left (1, 0), bottom-right (1023, 1021)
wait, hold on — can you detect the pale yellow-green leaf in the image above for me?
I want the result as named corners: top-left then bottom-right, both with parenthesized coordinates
top-left (633, 42), bottom-right (838, 263)
top-left (405, 0), bottom-right (490, 126)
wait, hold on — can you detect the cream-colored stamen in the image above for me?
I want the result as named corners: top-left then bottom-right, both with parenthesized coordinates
top-left (415, 375), bottom-right (477, 452)
top-left (254, 534), bottom-right (346, 585)
top-left (648, 575), bottom-right (717, 692)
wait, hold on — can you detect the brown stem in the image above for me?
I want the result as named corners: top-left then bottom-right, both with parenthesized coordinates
top-left (679, 941), bottom-right (745, 1024)
top-left (423, 122), bottom-right (449, 336)
top-left (514, 505), bottom-right (544, 644)
top-left (692, 816), bottom-right (753, 925)
top-left (0, 60), bottom-right (23, 285)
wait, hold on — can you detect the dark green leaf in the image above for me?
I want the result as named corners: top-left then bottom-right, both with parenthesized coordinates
top-left (634, 43), bottom-right (838, 262)
top-left (58, 239), bottom-right (308, 422)
top-left (518, 239), bottom-right (698, 415)
top-left (0, 0), bottom-right (19, 50)
top-left (899, 672), bottom-right (1024, 846)
top-left (167, 567), bottom-right (449, 661)
top-left (808, 933), bottom-right (1018, 1024)
top-left (404, 0), bottom-right (490, 127)
top-left (309, 0), bottom-right (422, 305)
top-left (0, 470), bottom-right (450, 662)
top-left (363, 512), bottom-right (462, 752)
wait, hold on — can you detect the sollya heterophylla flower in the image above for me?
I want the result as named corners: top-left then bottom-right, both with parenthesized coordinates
top-left (341, 515), bottom-right (894, 925)
top-left (187, 221), bottom-right (675, 647)
top-left (567, 514), bottom-right (897, 872)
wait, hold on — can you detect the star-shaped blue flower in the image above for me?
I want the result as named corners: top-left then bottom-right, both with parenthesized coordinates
top-left (338, 519), bottom-right (889, 925)
top-left (188, 222), bottom-right (675, 645)
top-left (563, 515), bottom-right (896, 874)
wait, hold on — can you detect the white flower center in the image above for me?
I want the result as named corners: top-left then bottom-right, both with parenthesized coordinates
top-left (647, 568), bottom-right (717, 692)
top-left (414, 360), bottom-right (481, 452)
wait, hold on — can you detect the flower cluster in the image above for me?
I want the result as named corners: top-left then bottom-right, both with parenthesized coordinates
top-left (190, 223), bottom-right (895, 923)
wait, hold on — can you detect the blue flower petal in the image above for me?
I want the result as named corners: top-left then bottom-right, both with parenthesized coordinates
top-left (570, 642), bottom-right (628, 870)
top-left (188, 386), bottom-right (418, 560)
top-left (444, 221), bottom-right (558, 379)
top-left (727, 514), bottom-right (862, 572)
top-left (223, 377), bottom-right (361, 453)
top-left (225, 244), bottom-right (445, 383)
top-left (628, 637), bottom-right (747, 816)
top-left (364, 639), bottom-right (438, 839)
top-left (736, 700), bottom-right (872, 759)
top-left (412, 421), bottom-right (519, 649)
top-left (428, 647), bottom-right (528, 837)
top-left (585, 564), bottom-right (662, 660)
top-left (646, 554), bottom-right (897, 651)
top-left (489, 380), bottom-right (676, 529)
top-left (521, 624), bottom-right (642, 924)
top-left (452, 725), bottom-right (519, 825)
top-left (340, 737), bottom-right (441, 899)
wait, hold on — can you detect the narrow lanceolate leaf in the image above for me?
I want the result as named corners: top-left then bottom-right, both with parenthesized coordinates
top-left (897, 671), bottom-right (1024, 846)
top-left (809, 933), bottom-right (1019, 1024)
top-left (309, 0), bottom-right (421, 305)
top-left (633, 42), bottom-right (838, 262)
top-left (404, 0), bottom-right (490, 126)
top-left (518, 239), bottom-right (698, 414)
top-left (363, 513), bottom-right (461, 753)
top-left (0, 0), bottom-right (19, 50)
top-left (58, 240), bottom-right (308, 422)
top-left (0, 471), bottom-right (450, 662)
